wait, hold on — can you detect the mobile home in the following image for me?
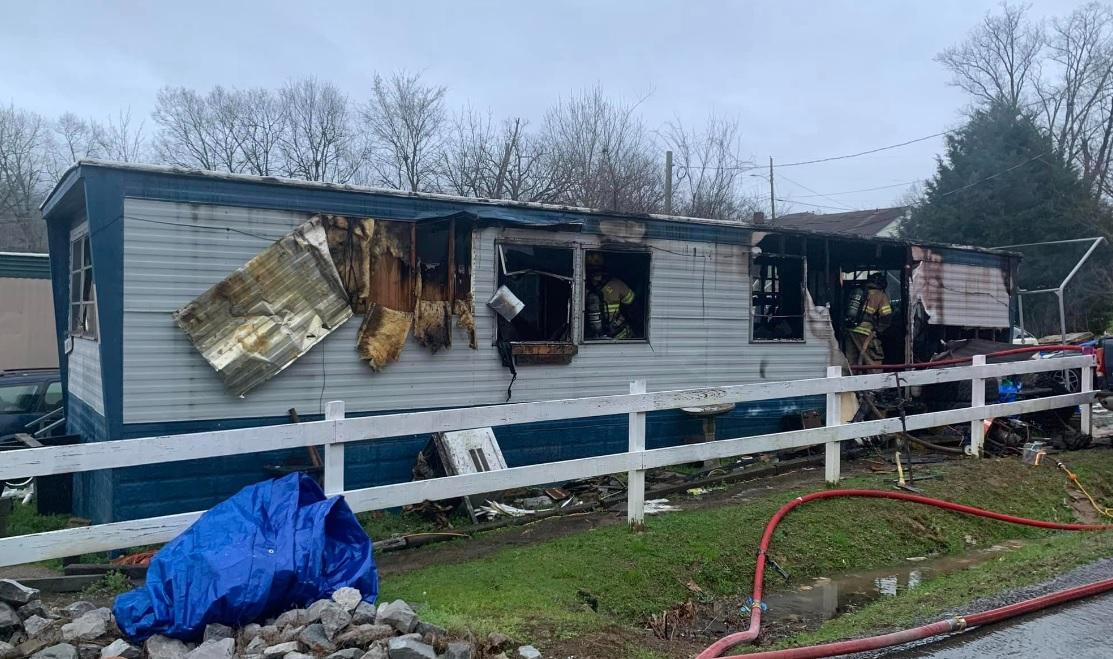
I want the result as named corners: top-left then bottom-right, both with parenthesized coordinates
top-left (41, 162), bottom-right (1019, 522)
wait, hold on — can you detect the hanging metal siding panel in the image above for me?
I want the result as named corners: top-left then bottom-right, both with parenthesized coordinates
top-left (122, 198), bottom-right (836, 424)
top-left (910, 246), bottom-right (1013, 328)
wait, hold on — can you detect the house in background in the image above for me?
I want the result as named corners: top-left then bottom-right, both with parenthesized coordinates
top-left (775, 206), bottom-right (909, 238)
top-left (0, 252), bottom-right (58, 371)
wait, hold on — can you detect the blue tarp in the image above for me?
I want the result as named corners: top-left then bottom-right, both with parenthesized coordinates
top-left (114, 473), bottom-right (377, 641)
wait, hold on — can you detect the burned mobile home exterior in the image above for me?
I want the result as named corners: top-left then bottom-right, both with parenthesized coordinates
top-left (40, 161), bottom-right (1019, 523)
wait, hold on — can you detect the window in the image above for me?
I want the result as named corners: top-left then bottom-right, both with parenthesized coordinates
top-left (496, 244), bottom-right (574, 342)
top-left (41, 381), bottom-right (63, 411)
top-left (583, 250), bottom-right (650, 341)
top-left (752, 253), bottom-right (805, 342)
top-left (69, 233), bottom-right (98, 340)
top-left (0, 384), bottom-right (38, 413)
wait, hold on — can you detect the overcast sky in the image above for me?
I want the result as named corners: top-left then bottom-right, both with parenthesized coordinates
top-left (0, 0), bottom-right (1090, 212)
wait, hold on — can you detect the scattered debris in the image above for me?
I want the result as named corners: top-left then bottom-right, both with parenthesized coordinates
top-left (644, 499), bottom-right (680, 515)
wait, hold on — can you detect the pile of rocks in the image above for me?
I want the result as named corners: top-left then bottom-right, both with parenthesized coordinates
top-left (0, 580), bottom-right (540, 659)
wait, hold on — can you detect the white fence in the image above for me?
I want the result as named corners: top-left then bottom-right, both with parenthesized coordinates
top-left (0, 354), bottom-right (1095, 567)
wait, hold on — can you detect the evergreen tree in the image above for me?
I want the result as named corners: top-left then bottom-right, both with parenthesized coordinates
top-left (903, 103), bottom-right (1113, 334)
top-left (902, 103), bottom-right (1101, 247)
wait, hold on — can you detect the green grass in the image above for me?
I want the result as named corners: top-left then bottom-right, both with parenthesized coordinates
top-left (2, 501), bottom-right (70, 536)
top-left (378, 450), bottom-right (1113, 647)
top-left (358, 508), bottom-right (472, 541)
top-left (760, 529), bottom-right (1113, 652)
top-left (81, 570), bottom-right (132, 597)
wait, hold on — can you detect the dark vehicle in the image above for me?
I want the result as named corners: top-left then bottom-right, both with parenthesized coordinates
top-left (0, 368), bottom-right (62, 439)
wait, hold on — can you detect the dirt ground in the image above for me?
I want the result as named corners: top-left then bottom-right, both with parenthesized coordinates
top-left (375, 457), bottom-right (843, 577)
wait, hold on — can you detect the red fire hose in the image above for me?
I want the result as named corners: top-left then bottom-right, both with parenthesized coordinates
top-left (697, 489), bottom-right (1113, 659)
top-left (849, 344), bottom-right (1086, 372)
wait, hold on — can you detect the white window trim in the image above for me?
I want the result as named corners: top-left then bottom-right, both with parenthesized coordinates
top-left (68, 225), bottom-right (99, 342)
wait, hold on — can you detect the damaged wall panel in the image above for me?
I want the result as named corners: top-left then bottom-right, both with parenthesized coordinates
top-left (324, 214), bottom-right (476, 360)
top-left (172, 216), bottom-right (354, 397)
top-left (910, 246), bottom-right (1012, 328)
top-left (356, 304), bottom-right (413, 370)
top-left (125, 201), bottom-right (831, 424)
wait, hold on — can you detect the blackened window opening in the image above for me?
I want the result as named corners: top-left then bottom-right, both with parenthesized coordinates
top-left (752, 254), bottom-right (804, 341)
top-left (497, 244), bottom-right (573, 342)
top-left (583, 250), bottom-right (650, 341)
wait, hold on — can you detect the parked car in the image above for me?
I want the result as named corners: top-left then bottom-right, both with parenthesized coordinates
top-left (0, 368), bottom-right (62, 439)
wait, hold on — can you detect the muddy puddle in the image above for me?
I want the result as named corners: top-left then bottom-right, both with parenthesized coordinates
top-left (760, 540), bottom-right (1026, 628)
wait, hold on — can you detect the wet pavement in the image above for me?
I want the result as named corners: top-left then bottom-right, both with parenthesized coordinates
top-left (867, 556), bottom-right (1113, 658)
top-left (891, 592), bottom-right (1113, 658)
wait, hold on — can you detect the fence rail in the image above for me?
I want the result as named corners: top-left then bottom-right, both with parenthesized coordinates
top-left (0, 354), bottom-right (1095, 567)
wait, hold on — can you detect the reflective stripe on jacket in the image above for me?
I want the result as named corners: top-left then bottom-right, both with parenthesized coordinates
top-left (850, 289), bottom-right (892, 335)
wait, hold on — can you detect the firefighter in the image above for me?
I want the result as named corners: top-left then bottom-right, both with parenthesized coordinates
top-left (845, 271), bottom-right (892, 365)
top-left (586, 253), bottom-right (637, 339)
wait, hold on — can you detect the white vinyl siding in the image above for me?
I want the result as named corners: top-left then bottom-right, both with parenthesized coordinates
top-left (122, 198), bottom-right (836, 424)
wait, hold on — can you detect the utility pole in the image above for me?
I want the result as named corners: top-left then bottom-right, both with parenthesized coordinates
top-left (664, 150), bottom-right (673, 214)
top-left (769, 156), bottom-right (776, 220)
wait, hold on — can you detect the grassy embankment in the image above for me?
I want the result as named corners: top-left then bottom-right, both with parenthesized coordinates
top-left (376, 450), bottom-right (1113, 652)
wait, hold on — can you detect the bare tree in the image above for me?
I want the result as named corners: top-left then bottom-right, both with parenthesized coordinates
top-left (439, 109), bottom-right (566, 201)
top-left (94, 108), bottom-right (147, 162)
top-left (1035, 3), bottom-right (1113, 193)
top-left (662, 116), bottom-right (757, 220)
top-left (51, 112), bottom-right (102, 179)
top-left (239, 88), bottom-right (286, 176)
top-left (941, 2), bottom-right (1113, 198)
top-left (937, 2), bottom-right (1043, 109)
top-left (540, 87), bottom-right (660, 212)
top-left (361, 71), bottom-right (446, 192)
top-left (0, 104), bottom-right (53, 251)
top-left (154, 86), bottom-right (252, 172)
top-left (280, 77), bottom-right (362, 183)
top-left (153, 86), bottom-right (222, 170)
top-left (439, 106), bottom-right (495, 197)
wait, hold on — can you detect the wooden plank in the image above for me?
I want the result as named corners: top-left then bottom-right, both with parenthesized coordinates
top-left (0, 355), bottom-right (1092, 480)
top-left (824, 366), bottom-right (842, 484)
top-left (0, 511), bottom-right (200, 567)
top-left (323, 401), bottom-right (345, 495)
top-left (1081, 363), bottom-right (1094, 436)
top-left (342, 452), bottom-right (637, 513)
top-left (627, 380), bottom-right (647, 525)
top-left (18, 575), bottom-right (106, 593)
top-left (970, 355), bottom-right (987, 457)
top-left (1, 390), bottom-right (1094, 567)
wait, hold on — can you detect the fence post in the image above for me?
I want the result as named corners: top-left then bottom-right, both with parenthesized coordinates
top-left (970, 355), bottom-right (986, 457)
top-left (825, 366), bottom-right (842, 485)
top-left (324, 400), bottom-right (346, 495)
top-left (627, 380), bottom-right (647, 527)
top-left (1081, 356), bottom-right (1094, 437)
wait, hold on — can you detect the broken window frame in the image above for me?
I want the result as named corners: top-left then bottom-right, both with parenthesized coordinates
top-left (68, 228), bottom-right (98, 341)
top-left (581, 247), bottom-right (652, 344)
top-left (493, 240), bottom-right (576, 346)
top-left (750, 252), bottom-right (806, 344)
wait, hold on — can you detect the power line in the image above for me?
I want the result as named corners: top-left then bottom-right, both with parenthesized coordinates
top-left (776, 173), bottom-right (855, 210)
top-left (676, 130), bottom-right (949, 173)
top-left (936, 151), bottom-right (1049, 198)
top-left (776, 151), bottom-right (1049, 213)
top-left (776, 131), bottom-right (949, 168)
top-left (794, 178), bottom-right (923, 198)
top-left (774, 198), bottom-right (854, 212)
